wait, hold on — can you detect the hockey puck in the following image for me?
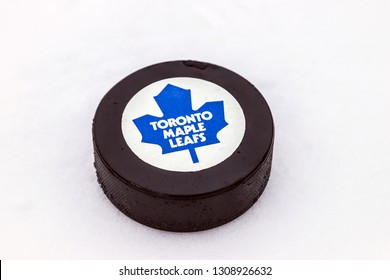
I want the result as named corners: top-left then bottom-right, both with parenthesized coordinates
top-left (93, 60), bottom-right (274, 232)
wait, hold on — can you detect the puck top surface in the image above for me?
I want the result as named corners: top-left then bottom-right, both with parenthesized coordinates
top-left (93, 60), bottom-right (273, 198)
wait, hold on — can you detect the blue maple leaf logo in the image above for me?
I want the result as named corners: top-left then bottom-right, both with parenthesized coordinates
top-left (133, 84), bottom-right (228, 164)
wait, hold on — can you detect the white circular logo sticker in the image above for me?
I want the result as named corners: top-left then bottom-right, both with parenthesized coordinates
top-left (121, 77), bottom-right (245, 172)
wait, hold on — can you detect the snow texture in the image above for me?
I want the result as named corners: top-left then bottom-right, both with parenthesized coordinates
top-left (0, 0), bottom-right (389, 259)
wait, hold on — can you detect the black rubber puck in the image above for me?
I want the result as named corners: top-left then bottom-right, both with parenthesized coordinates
top-left (93, 60), bottom-right (274, 232)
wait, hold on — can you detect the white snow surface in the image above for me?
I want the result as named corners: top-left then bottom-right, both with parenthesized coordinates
top-left (0, 0), bottom-right (389, 259)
